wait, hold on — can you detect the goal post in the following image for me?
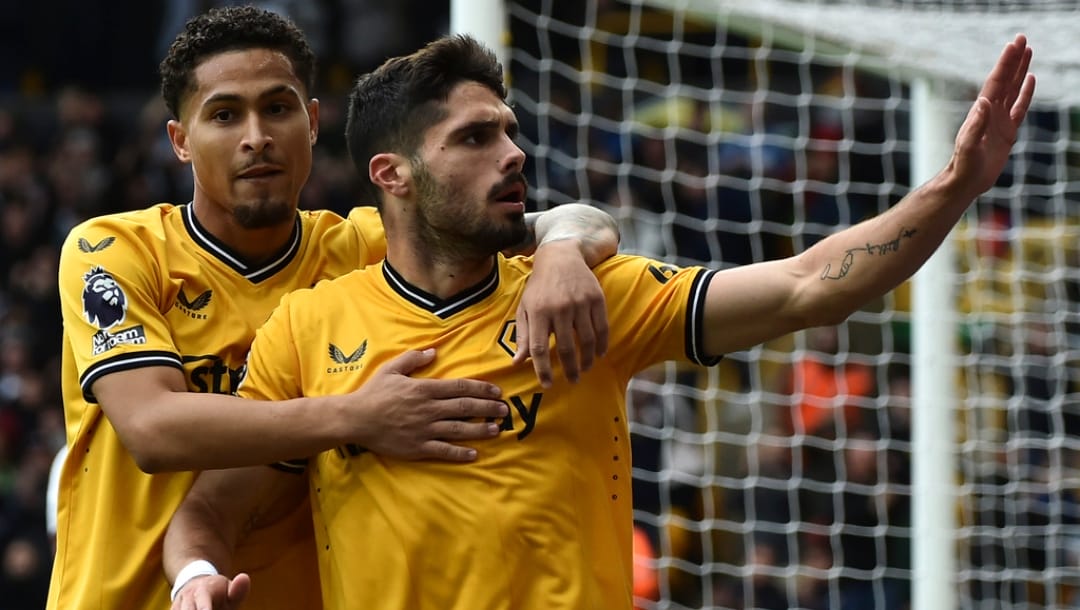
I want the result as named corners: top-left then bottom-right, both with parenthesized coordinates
top-left (452, 1), bottom-right (1080, 608)
top-left (909, 76), bottom-right (960, 610)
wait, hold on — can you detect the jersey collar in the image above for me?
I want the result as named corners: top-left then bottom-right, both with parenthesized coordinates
top-left (181, 203), bottom-right (302, 283)
top-left (382, 258), bottom-right (500, 319)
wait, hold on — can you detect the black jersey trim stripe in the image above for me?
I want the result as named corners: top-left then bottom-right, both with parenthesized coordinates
top-left (80, 351), bottom-right (183, 402)
top-left (271, 459), bottom-right (308, 474)
top-left (181, 204), bottom-right (302, 283)
top-left (382, 260), bottom-right (500, 319)
top-left (685, 268), bottom-right (722, 366)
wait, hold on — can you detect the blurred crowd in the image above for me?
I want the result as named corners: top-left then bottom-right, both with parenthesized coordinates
top-left (0, 2), bottom-right (1075, 610)
top-left (0, 1), bottom-right (449, 606)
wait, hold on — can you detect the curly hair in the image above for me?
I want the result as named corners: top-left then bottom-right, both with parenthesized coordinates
top-left (345, 34), bottom-right (505, 206)
top-left (159, 5), bottom-right (316, 119)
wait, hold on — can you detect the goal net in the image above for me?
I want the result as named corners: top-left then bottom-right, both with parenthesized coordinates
top-left (503, 0), bottom-right (1080, 608)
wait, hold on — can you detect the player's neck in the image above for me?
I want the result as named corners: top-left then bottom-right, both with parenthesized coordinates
top-left (385, 240), bottom-right (496, 300)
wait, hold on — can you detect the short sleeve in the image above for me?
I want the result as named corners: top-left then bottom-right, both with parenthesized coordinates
top-left (346, 206), bottom-right (388, 267)
top-left (596, 255), bottom-right (720, 377)
top-left (59, 215), bottom-right (183, 402)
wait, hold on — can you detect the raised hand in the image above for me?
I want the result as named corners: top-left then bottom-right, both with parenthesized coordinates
top-left (949, 34), bottom-right (1036, 199)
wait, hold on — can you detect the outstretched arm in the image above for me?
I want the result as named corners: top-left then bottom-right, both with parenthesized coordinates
top-left (165, 466), bottom-right (304, 610)
top-left (510, 203), bottom-right (621, 387)
top-left (700, 34), bottom-right (1035, 356)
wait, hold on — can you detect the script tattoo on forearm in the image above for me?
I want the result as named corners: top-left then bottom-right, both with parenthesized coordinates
top-left (820, 226), bottom-right (918, 280)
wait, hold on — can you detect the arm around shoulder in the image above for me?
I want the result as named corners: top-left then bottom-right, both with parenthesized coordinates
top-left (515, 203), bottom-right (620, 266)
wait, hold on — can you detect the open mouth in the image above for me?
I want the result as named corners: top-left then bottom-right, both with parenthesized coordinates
top-left (493, 181), bottom-right (526, 204)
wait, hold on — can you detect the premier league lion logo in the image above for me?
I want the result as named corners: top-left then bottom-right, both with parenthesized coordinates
top-left (82, 266), bottom-right (128, 330)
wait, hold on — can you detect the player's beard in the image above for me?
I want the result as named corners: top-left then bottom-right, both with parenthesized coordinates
top-left (411, 159), bottom-right (527, 260)
top-left (232, 197), bottom-right (295, 230)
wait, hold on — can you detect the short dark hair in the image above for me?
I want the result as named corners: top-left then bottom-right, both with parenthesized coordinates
top-left (159, 5), bottom-right (316, 120)
top-left (345, 35), bottom-right (506, 206)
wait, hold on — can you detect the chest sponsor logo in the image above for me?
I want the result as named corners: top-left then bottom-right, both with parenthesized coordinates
top-left (495, 392), bottom-right (544, 441)
top-left (77, 236), bottom-right (115, 253)
top-left (182, 355), bottom-right (246, 394)
top-left (91, 324), bottom-right (147, 356)
top-left (327, 340), bottom-right (367, 373)
top-left (175, 288), bottom-right (212, 320)
top-left (82, 266), bottom-right (127, 330)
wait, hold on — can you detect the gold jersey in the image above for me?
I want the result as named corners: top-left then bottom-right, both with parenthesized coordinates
top-left (48, 203), bottom-right (386, 610)
top-left (239, 254), bottom-right (718, 610)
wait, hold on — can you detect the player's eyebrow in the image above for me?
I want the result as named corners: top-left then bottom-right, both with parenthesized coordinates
top-left (201, 84), bottom-right (300, 108)
top-left (447, 117), bottom-right (520, 140)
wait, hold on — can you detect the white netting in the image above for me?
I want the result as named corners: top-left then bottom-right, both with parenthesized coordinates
top-left (506, 0), bottom-right (1080, 608)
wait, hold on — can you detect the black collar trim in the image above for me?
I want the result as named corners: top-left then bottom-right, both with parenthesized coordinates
top-left (181, 203), bottom-right (301, 283)
top-left (382, 259), bottom-right (499, 319)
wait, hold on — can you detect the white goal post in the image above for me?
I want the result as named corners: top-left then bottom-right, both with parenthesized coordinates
top-left (453, 1), bottom-right (1080, 608)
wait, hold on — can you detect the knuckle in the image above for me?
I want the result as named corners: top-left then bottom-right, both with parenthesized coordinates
top-left (456, 398), bottom-right (471, 417)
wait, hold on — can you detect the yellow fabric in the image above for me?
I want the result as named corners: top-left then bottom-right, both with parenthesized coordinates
top-left (239, 254), bottom-right (718, 610)
top-left (48, 204), bottom-right (385, 610)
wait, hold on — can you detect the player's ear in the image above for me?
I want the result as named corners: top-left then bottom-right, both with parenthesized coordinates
top-left (307, 98), bottom-right (319, 146)
top-left (370, 153), bottom-right (410, 198)
top-left (166, 120), bottom-right (191, 163)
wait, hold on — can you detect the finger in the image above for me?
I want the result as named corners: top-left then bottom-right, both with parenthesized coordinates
top-left (511, 311), bottom-right (531, 365)
top-left (380, 348), bottom-right (436, 375)
top-left (424, 395), bottom-right (507, 421)
top-left (193, 587), bottom-right (213, 610)
top-left (1011, 74), bottom-right (1036, 125)
top-left (574, 309), bottom-right (597, 374)
top-left (529, 331), bottom-right (554, 389)
top-left (228, 573), bottom-right (251, 605)
top-left (590, 299), bottom-right (609, 358)
top-left (1011, 46), bottom-right (1033, 100)
top-left (980, 35), bottom-right (1026, 101)
top-left (428, 419), bottom-right (502, 441)
top-left (418, 440), bottom-right (481, 462)
top-left (419, 378), bottom-right (502, 401)
top-left (957, 97), bottom-right (991, 149)
top-left (552, 314), bottom-right (580, 383)
top-left (1001, 45), bottom-right (1032, 112)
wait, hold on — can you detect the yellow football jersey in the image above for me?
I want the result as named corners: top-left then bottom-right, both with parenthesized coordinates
top-left (239, 254), bottom-right (718, 610)
top-left (48, 203), bottom-right (386, 610)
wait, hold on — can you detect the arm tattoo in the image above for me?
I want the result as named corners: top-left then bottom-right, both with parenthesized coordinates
top-left (820, 226), bottom-right (918, 280)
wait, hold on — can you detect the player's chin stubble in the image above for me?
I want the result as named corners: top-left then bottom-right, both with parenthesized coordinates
top-left (233, 199), bottom-right (295, 229)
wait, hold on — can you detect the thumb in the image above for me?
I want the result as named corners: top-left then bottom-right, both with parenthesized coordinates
top-left (958, 97), bottom-right (991, 147)
top-left (227, 573), bottom-right (251, 604)
top-left (381, 348), bottom-right (436, 375)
